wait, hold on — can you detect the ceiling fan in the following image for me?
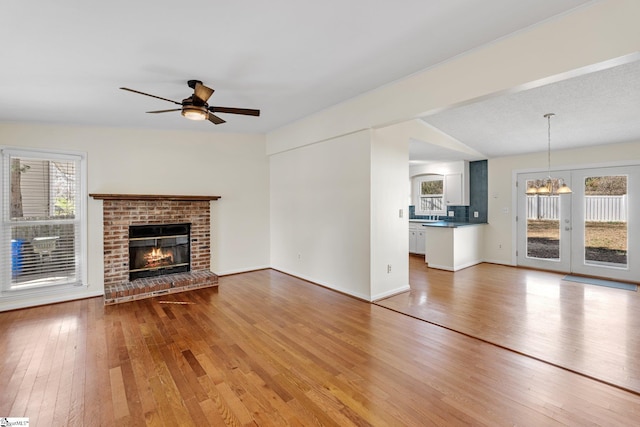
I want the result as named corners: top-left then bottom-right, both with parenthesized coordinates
top-left (120, 80), bottom-right (260, 125)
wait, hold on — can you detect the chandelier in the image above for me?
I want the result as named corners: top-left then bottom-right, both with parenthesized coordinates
top-left (525, 113), bottom-right (572, 195)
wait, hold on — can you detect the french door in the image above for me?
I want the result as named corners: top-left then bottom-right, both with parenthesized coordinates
top-left (517, 165), bottom-right (639, 282)
top-left (517, 171), bottom-right (572, 273)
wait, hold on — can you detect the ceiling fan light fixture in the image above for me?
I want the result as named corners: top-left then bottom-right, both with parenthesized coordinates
top-left (120, 81), bottom-right (260, 125)
top-left (181, 106), bottom-right (208, 121)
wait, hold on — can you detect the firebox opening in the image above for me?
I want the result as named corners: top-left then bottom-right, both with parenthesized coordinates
top-left (129, 223), bottom-right (190, 280)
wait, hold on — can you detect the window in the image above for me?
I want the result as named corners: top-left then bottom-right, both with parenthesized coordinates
top-left (1, 147), bottom-right (86, 292)
top-left (415, 175), bottom-right (445, 215)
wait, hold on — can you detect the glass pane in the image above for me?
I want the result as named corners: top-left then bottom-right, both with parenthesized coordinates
top-left (526, 179), bottom-right (560, 259)
top-left (420, 196), bottom-right (443, 211)
top-left (584, 176), bottom-right (627, 266)
top-left (10, 157), bottom-right (76, 220)
top-left (10, 222), bottom-right (78, 289)
top-left (421, 179), bottom-right (443, 195)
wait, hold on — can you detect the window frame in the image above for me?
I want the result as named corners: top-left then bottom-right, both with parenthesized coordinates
top-left (413, 174), bottom-right (446, 216)
top-left (1, 146), bottom-right (87, 295)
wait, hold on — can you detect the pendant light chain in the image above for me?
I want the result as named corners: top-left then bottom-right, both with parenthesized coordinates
top-left (546, 113), bottom-right (553, 179)
top-left (525, 113), bottom-right (572, 195)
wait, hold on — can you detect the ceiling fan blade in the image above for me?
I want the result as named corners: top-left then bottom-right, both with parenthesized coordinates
top-left (194, 82), bottom-right (214, 102)
top-left (210, 106), bottom-right (260, 116)
top-left (207, 112), bottom-right (226, 125)
top-left (120, 87), bottom-right (182, 105)
top-left (146, 108), bottom-right (182, 114)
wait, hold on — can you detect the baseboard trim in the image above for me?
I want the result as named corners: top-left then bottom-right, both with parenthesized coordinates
top-left (0, 289), bottom-right (104, 312)
top-left (270, 267), bottom-right (372, 302)
top-left (372, 285), bottom-right (410, 302)
top-left (216, 265), bottom-right (271, 276)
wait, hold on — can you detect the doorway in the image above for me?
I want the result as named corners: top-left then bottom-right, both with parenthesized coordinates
top-left (517, 165), bottom-right (639, 282)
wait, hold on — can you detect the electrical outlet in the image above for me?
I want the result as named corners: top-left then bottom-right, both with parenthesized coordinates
top-left (387, 264), bottom-right (392, 273)
top-left (474, 211), bottom-right (479, 218)
top-left (448, 211), bottom-right (454, 217)
top-left (399, 208), bottom-right (403, 218)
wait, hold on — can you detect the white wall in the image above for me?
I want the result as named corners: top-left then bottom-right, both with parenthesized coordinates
top-left (0, 122), bottom-right (270, 310)
top-left (270, 126), bottom-right (411, 302)
top-left (370, 127), bottom-right (410, 300)
top-left (485, 141), bottom-right (640, 265)
top-left (270, 130), bottom-right (372, 299)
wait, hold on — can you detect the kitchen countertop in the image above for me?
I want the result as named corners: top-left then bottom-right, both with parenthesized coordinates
top-left (410, 220), bottom-right (486, 228)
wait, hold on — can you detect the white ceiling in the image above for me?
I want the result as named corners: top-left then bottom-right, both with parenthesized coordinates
top-left (4, 0), bottom-right (636, 162)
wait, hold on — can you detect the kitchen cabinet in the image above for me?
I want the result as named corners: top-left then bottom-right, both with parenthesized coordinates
top-left (409, 228), bottom-right (417, 253)
top-left (409, 222), bottom-right (426, 255)
top-left (444, 172), bottom-right (469, 205)
top-left (416, 229), bottom-right (425, 255)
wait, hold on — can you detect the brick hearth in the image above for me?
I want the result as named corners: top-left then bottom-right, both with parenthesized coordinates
top-left (90, 194), bottom-right (221, 304)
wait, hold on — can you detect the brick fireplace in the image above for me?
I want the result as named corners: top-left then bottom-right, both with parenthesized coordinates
top-left (90, 194), bottom-right (220, 304)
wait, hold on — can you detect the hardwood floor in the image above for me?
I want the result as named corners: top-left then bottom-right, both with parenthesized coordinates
top-left (377, 255), bottom-right (640, 395)
top-left (1, 268), bottom-right (640, 426)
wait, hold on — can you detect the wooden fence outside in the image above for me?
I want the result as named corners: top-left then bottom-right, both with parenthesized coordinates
top-left (527, 195), bottom-right (627, 221)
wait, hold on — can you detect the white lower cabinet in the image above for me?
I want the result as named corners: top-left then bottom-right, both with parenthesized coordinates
top-left (416, 229), bottom-right (425, 255)
top-left (409, 223), bottom-right (426, 255)
top-left (409, 229), bottom-right (417, 253)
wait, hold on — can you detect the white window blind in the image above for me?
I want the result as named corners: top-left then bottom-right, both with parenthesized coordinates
top-left (1, 148), bottom-right (85, 292)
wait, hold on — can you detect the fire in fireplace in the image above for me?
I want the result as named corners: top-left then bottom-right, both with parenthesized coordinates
top-left (129, 223), bottom-right (190, 280)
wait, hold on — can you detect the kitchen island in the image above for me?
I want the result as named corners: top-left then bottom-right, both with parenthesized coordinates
top-left (421, 222), bottom-right (485, 271)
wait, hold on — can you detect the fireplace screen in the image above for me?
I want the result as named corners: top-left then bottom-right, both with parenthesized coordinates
top-left (129, 223), bottom-right (190, 280)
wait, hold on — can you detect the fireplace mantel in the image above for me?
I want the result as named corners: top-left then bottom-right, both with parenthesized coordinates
top-left (90, 193), bottom-right (221, 201)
